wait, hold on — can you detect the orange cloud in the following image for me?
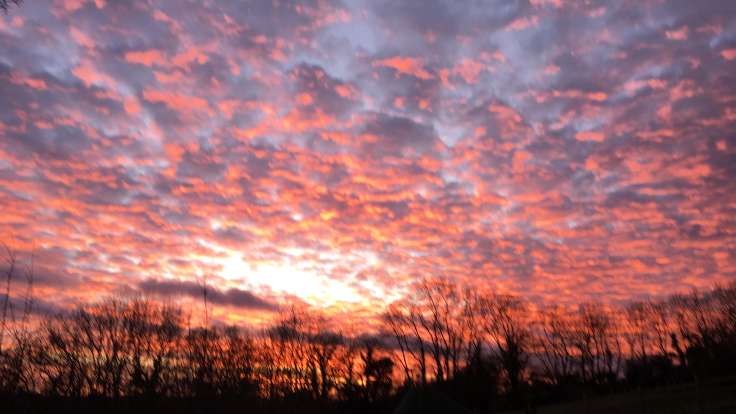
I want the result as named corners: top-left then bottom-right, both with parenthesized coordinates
top-left (575, 131), bottom-right (605, 142)
top-left (125, 50), bottom-right (165, 66)
top-left (507, 15), bottom-right (539, 31)
top-left (3, 0), bottom-right (736, 326)
top-left (530, 0), bottom-right (562, 7)
top-left (172, 48), bottom-right (209, 69)
top-left (721, 49), bottom-right (736, 60)
top-left (123, 96), bottom-right (141, 114)
top-left (665, 26), bottom-right (689, 40)
top-left (142, 89), bottom-right (210, 112)
top-left (544, 64), bottom-right (560, 75)
top-left (70, 27), bottom-right (95, 49)
top-left (448, 58), bottom-right (485, 84)
top-left (373, 56), bottom-right (433, 80)
top-left (72, 62), bottom-right (118, 89)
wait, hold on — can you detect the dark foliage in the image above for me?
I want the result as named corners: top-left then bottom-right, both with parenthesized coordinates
top-left (0, 252), bottom-right (734, 414)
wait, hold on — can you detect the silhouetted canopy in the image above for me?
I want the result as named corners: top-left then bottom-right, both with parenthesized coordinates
top-left (393, 388), bottom-right (471, 414)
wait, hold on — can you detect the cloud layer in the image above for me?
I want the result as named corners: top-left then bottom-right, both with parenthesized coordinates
top-left (1, 0), bottom-right (735, 321)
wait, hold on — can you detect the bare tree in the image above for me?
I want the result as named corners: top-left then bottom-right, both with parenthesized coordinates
top-left (124, 300), bottom-right (184, 397)
top-left (624, 302), bottom-right (653, 361)
top-left (357, 337), bottom-right (394, 403)
top-left (218, 326), bottom-right (258, 398)
top-left (307, 328), bottom-right (342, 401)
top-left (418, 279), bottom-right (468, 383)
top-left (668, 284), bottom-right (736, 379)
top-left (0, 242), bottom-right (17, 353)
top-left (573, 304), bottom-right (623, 386)
top-left (263, 306), bottom-right (317, 397)
top-left (383, 300), bottom-right (429, 386)
top-left (34, 301), bottom-right (129, 397)
top-left (0, 244), bottom-right (36, 395)
top-left (536, 306), bottom-right (577, 385)
top-left (1, 274), bottom-right (735, 411)
top-left (478, 293), bottom-right (530, 403)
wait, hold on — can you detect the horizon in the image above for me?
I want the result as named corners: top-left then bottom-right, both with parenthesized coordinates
top-left (1, 0), bottom-right (735, 328)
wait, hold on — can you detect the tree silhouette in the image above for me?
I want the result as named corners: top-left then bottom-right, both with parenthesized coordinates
top-left (478, 293), bottom-right (531, 405)
top-left (0, 277), bottom-right (735, 413)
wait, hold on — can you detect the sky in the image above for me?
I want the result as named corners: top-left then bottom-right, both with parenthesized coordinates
top-left (1, 0), bottom-right (735, 325)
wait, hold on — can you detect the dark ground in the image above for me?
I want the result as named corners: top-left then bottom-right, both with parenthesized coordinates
top-left (3, 378), bottom-right (736, 414)
top-left (504, 377), bottom-right (736, 414)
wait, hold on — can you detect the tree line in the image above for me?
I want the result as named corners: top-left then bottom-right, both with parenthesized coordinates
top-left (383, 279), bottom-right (736, 411)
top-left (1, 247), bottom-right (735, 413)
top-left (0, 298), bottom-right (399, 413)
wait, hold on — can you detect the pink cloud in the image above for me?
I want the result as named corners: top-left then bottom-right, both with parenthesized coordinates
top-left (530, 0), bottom-right (563, 7)
top-left (142, 89), bottom-right (210, 113)
top-left (721, 49), bottom-right (736, 60)
top-left (506, 15), bottom-right (539, 31)
top-left (575, 131), bottom-right (606, 142)
top-left (373, 56), bottom-right (434, 80)
top-left (125, 50), bottom-right (166, 66)
top-left (665, 26), bottom-right (689, 40)
top-left (1, 0), bottom-right (734, 325)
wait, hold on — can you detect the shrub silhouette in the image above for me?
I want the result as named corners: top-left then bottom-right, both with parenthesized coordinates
top-left (1, 269), bottom-right (735, 413)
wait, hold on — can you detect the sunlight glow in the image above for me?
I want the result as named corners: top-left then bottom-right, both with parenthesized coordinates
top-left (220, 253), bottom-right (364, 306)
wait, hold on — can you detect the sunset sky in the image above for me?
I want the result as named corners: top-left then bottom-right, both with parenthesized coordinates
top-left (1, 0), bottom-right (735, 325)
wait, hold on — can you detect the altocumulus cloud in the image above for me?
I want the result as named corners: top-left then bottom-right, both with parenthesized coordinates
top-left (0, 0), bottom-right (734, 321)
